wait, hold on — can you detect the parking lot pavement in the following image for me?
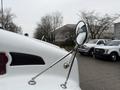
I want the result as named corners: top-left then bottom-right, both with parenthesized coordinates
top-left (77, 53), bottom-right (120, 90)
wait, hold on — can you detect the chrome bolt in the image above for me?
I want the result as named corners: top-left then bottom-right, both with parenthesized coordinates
top-left (63, 62), bottom-right (70, 69)
top-left (60, 83), bottom-right (67, 89)
top-left (28, 80), bottom-right (36, 85)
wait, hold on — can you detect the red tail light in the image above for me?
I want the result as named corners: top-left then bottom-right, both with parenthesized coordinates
top-left (0, 53), bottom-right (8, 75)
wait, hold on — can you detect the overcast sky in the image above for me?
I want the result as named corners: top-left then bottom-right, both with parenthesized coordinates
top-left (3, 0), bottom-right (120, 36)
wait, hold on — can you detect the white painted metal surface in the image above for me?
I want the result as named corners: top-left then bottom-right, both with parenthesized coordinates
top-left (0, 30), bottom-right (81, 90)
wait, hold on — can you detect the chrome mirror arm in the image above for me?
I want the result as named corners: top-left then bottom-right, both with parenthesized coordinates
top-left (28, 50), bottom-right (74, 85)
top-left (60, 45), bottom-right (79, 89)
top-left (60, 20), bottom-right (88, 89)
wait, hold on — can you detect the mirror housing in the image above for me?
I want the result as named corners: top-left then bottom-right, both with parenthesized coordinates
top-left (75, 21), bottom-right (88, 45)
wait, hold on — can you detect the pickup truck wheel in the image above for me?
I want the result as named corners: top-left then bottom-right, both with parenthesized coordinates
top-left (80, 52), bottom-right (84, 55)
top-left (89, 49), bottom-right (94, 56)
top-left (110, 53), bottom-right (118, 61)
top-left (93, 55), bottom-right (97, 59)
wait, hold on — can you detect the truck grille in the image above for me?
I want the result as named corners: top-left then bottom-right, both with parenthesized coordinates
top-left (94, 48), bottom-right (105, 55)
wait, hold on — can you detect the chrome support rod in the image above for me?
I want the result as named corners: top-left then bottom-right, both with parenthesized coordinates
top-left (61, 45), bottom-right (78, 89)
top-left (28, 50), bottom-right (73, 85)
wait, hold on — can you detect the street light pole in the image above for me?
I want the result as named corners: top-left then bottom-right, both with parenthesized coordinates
top-left (1, 0), bottom-right (4, 28)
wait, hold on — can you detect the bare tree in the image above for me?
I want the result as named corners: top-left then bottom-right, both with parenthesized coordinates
top-left (34, 15), bottom-right (52, 41)
top-left (34, 12), bottom-right (63, 43)
top-left (0, 8), bottom-right (22, 34)
top-left (79, 11), bottom-right (120, 39)
top-left (52, 12), bottom-right (63, 42)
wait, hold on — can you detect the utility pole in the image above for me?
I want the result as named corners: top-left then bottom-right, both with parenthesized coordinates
top-left (1, 0), bottom-right (4, 29)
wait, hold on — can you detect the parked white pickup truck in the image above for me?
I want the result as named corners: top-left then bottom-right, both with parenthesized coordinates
top-left (94, 40), bottom-right (120, 61)
top-left (79, 39), bottom-right (109, 56)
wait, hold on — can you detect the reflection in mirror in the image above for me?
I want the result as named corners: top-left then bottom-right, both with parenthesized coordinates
top-left (76, 22), bottom-right (85, 35)
top-left (76, 21), bottom-right (88, 45)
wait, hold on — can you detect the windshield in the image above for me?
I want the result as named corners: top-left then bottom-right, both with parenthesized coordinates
top-left (87, 39), bottom-right (98, 44)
top-left (107, 41), bottom-right (120, 46)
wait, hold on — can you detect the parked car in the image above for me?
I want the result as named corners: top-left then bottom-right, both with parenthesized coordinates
top-left (0, 29), bottom-right (81, 90)
top-left (94, 40), bottom-right (120, 61)
top-left (0, 21), bottom-right (88, 90)
top-left (79, 39), bottom-right (109, 56)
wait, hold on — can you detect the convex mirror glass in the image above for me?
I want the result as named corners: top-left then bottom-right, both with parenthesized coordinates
top-left (76, 21), bottom-right (88, 45)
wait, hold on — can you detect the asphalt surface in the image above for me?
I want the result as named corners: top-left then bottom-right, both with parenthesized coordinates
top-left (77, 54), bottom-right (120, 90)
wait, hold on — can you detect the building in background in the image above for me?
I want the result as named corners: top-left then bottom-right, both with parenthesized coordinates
top-left (55, 24), bottom-right (76, 46)
top-left (55, 23), bottom-right (115, 46)
top-left (114, 22), bottom-right (120, 39)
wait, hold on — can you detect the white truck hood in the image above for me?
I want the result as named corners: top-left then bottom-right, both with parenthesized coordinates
top-left (95, 45), bottom-right (119, 49)
top-left (84, 43), bottom-right (96, 47)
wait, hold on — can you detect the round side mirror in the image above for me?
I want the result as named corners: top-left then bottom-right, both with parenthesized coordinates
top-left (75, 21), bottom-right (88, 45)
